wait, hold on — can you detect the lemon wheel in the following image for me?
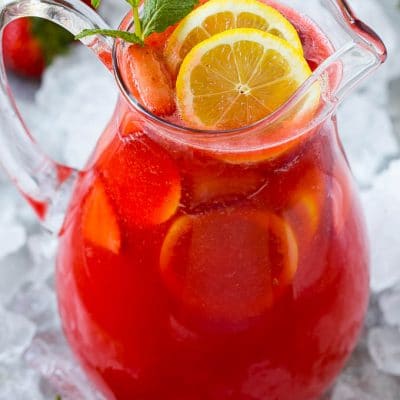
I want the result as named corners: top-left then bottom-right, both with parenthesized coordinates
top-left (176, 28), bottom-right (319, 130)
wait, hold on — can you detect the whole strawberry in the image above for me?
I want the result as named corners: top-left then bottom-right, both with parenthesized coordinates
top-left (3, 0), bottom-right (93, 79)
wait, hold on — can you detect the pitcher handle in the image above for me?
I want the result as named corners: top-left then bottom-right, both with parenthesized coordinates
top-left (0, 0), bottom-right (113, 232)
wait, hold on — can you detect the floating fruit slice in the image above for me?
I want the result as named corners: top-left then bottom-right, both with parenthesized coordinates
top-left (284, 167), bottom-right (325, 245)
top-left (330, 162), bottom-right (354, 233)
top-left (160, 209), bottom-right (298, 327)
top-left (165, 0), bottom-right (303, 77)
top-left (100, 135), bottom-right (181, 228)
top-left (176, 28), bottom-right (319, 130)
top-left (121, 45), bottom-right (175, 116)
top-left (82, 180), bottom-right (121, 254)
top-left (118, 111), bottom-right (142, 139)
top-left (289, 193), bottom-right (320, 234)
top-left (145, 25), bottom-right (177, 50)
top-left (187, 167), bottom-right (266, 208)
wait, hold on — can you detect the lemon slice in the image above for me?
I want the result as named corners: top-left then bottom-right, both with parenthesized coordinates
top-left (165, 0), bottom-right (303, 76)
top-left (176, 28), bottom-right (319, 130)
top-left (160, 209), bottom-right (298, 325)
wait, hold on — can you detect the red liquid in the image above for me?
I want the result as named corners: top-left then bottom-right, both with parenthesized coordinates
top-left (57, 3), bottom-right (369, 400)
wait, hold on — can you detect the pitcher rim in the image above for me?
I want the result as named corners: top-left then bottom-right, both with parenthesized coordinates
top-left (111, 0), bottom-right (386, 141)
top-left (112, 37), bottom-right (332, 139)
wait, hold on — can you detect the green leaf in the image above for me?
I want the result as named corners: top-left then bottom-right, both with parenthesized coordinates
top-left (75, 29), bottom-right (143, 44)
top-left (142, 0), bottom-right (198, 38)
top-left (91, 0), bottom-right (101, 8)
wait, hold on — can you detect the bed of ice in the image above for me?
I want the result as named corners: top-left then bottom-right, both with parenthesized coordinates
top-left (1, 0), bottom-right (400, 398)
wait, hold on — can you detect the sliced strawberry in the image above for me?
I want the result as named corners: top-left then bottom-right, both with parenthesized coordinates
top-left (122, 44), bottom-right (176, 116)
top-left (145, 25), bottom-right (176, 50)
top-left (100, 135), bottom-right (181, 228)
top-left (82, 180), bottom-right (121, 254)
top-left (118, 111), bottom-right (143, 138)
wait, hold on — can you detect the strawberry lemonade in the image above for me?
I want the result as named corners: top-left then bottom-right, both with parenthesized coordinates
top-left (57, 0), bottom-right (369, 399)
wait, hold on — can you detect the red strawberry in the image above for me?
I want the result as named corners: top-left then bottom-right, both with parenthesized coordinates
top-left (121, 44), bottom-right (176, 116)
top-left (82, 179), bottom-right (121, 254)
top-left (3, 0), bottom-right (93, 79)
top-left (3, 18), bottom-right (46, 78)
top-left (100, 134), bottom-right (181, 228)
top-left (145, 25), bottom-right (176, 50)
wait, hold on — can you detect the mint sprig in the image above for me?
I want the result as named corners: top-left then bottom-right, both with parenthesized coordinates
top-left (76, 0), bottom-right (198, 44)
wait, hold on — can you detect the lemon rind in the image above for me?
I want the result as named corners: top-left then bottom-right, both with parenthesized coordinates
top-left (165, 0), bottom-right (303, 74)
top-left (176, 28), bottom-right (319, 130)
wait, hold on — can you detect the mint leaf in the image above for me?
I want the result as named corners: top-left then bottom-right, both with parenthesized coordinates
top-left (75, 29), bottom-right (143, 44)
top-left (91, 0), bottom-right (101, 8)
top-left (142, 0), bottom-right (198, 38)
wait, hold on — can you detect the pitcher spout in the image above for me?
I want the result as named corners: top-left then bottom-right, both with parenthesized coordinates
top-left (318, 0), bottom-right (387, 105)
top-left (328, 0), bottom-right (387, 61)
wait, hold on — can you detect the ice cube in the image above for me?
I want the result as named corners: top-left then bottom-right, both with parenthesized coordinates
top-left (331, 381), bottom-right (375, 400)
top-left (27, 233), bottom-right (58, 283)
top-left (0, 307), bottom-right (36, 363)
top-left (25, 333), bottom-right (105, 400)
top-left (0, 223), bottom-right (26, 259)
top-left (27, 232), bottom-right (57, 262)
top-left (331, 341), bottom-right (400, 400)
top-left (365, 295), bottom-right (385, 329)
top-left (389, 77), bottom-right (400, 141)
top-left (7, 282), bottom-right (59, 333)
top-left (368, 326), bottom-right (400, 376)
top-left (0, 362), bottom-right (42, 400)
top-left (362, 160), bottom-right (400, 292)
top-left (0, 250), bottom-right (32, 303)
top-left (331, 377), bottom-right (400, 400)
top-left (379, 286), bottom-right (400, 327)
top-left (0, 185), bottom-right (18, 223)
top-left (339, 95), bottom-right (398, 187)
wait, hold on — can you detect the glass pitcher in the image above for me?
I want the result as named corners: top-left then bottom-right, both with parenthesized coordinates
top-left (0, 0), bottom-right (387, 399)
